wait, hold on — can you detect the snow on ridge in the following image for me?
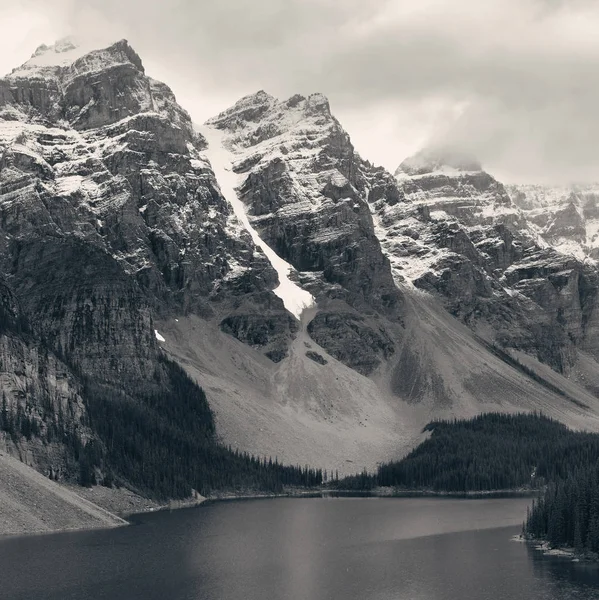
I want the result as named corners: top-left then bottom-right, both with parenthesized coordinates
top-left (551, 239), bottom-right (587, 261)
top-left (7, 36), bottom-right (128, 79)
top-left (198, 125), bottom-right (315, 320)
top-left (25, 37), bottom-right (100, 68)
top-left (56, 175), bottom-right (83, 195)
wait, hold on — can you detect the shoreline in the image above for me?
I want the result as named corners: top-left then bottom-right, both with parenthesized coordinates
top-left (328, 487), bottom-right (540, 499)
top-left (513, 534), bottom-right (599, 563)
top-left (0, 484), bottom-right (539, 538)
top-left (122, 486), bottom-right (539, 519)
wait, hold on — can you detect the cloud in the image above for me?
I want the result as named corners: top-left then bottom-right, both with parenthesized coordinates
top-left (0, 3), bottom-right (66, 75)
top-left (3, 0), bottom-right (599, 182)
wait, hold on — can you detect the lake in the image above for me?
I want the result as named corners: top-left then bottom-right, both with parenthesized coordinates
top-left (0, 496), bottom-right (598, 599)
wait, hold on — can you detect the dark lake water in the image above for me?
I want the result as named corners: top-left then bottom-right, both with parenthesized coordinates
top-left (1, 497), bottom-right (598, 600)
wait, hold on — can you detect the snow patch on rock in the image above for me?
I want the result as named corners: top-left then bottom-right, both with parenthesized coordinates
top-left (26, 37), bottom-right (107, 68)
top-left (7, 36), bottom-right (121, 80)
top-left (199, 125), bottom-right (315, 319)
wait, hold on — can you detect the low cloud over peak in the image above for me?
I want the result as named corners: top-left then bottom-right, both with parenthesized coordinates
top-left (3, 0), bottom-right (599, 183)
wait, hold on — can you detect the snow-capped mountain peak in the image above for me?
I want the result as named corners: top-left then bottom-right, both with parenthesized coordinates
top-left (30, 37), bottom-right (79, 61)
top-left (6, 37), bottom-right (144, 87)
top-left (8, 37), bottom-right (133, 78)
top-left (3, 37), bottom-right (599, 497)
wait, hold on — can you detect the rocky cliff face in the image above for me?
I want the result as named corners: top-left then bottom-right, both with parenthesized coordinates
top-left (0, 38), bottom-right (298, 474)
top-left (204, 91), bottom-right (405, 374)
top-left (0, 38), bottom-right (298, 362)
top-left (0, 273), bottom-right (89, 477)
top-left (508, 183), bottom-right (599, 260)
top-left (3, 38), bottom-right (599, 489)
top-left (368, 148), bottom-right (599, 375)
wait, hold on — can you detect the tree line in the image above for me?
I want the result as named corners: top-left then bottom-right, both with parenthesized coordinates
top-left (525, 467), bottom-right (599, 553)
top-left (336, 413), bottom-right (599, 493)
top-left (1, 355), bottom-right (322, 499)
top-left (334, 411), bottom-right (599, 553)
top-left (81, 356), bottom-right (323, 498)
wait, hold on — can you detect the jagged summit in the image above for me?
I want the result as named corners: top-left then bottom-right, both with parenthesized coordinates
top-left (8, 38), bottom-right (140, 79)
top-left (203, 84), bottom-right (406, 374)
top-left (207, 90), bottom-right (332, 133)
top-left (206, 90), bottom-right (278, 127)
top-left (0, 39), bottom-right (189, 131)
top-left (26, 36), bottom-right (111, 66)
top-left (3, 36), bottom-right (599, 509)
top-left (396, 147), bottom-right (483, 178)
top-left (30, 37), bottom-right (80, 61)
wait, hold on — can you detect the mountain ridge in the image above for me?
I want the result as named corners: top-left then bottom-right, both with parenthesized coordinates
top-left (1, 38), bottom-right (599, 513)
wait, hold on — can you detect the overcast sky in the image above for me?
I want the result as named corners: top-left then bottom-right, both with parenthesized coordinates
top-left (2, 0), bottom-right (599, 183)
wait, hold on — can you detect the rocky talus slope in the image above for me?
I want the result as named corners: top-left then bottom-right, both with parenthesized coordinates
top-left (0, 38), bottom-right (295, 477)
top-left (1, 38), bottom-right (599, 518)
top-left (0, 451), bottom-right (125, 535)
top-left (369, 148), bottom-right (599, 385)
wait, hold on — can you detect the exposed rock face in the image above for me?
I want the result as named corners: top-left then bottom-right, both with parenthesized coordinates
top-left (370, 149), bottom-right (599, 375)
top-left (3, 37), bottom-right (599, 494)
top-left (205, 91), bottom-right (404, 373)
top-left (0, 39), bottom-right (295, 471)
top-left (0, 272), bottom-right (89, 477)
top-left (8, 237), bottom-right (156, 381)
top-left (220, 311), bottom-right (299, 363)
top-left (508, 184), bottom-right (599, 259)
top-left (306, 312), bottom-right (394, 375)
top-left (305, 350), bottom-right (327, 365)
top-left (504, 185), bottom-right (599, 374)
top-left (0, 38), bottom-right (295, 359)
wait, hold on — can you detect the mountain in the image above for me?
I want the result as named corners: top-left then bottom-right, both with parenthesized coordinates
top-left (202, 90), bottom-right (405, 372)
top-left (2, 38), bottom-right (599, 508)
top-left (0, 38), bottom-right (300, 487)
top-left (371, 149), bottom-right (599, 383)
top-left (508, 183), bottom-right (599, 260)
top-left (193, 92), bottom-right (599, 452)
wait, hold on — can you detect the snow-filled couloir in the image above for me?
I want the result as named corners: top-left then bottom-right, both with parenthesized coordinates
top-left (199, 125), bottom-right (315, 320)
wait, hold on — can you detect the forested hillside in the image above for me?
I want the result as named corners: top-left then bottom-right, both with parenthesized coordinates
top-left (525, 470), bottom-right (599, 554)
top-left (337, 412), bottom-right (599, 553)
top-left (339, 413), bottom-right (599, 492)
top-left (2, 354), bottom-right (322, 500)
